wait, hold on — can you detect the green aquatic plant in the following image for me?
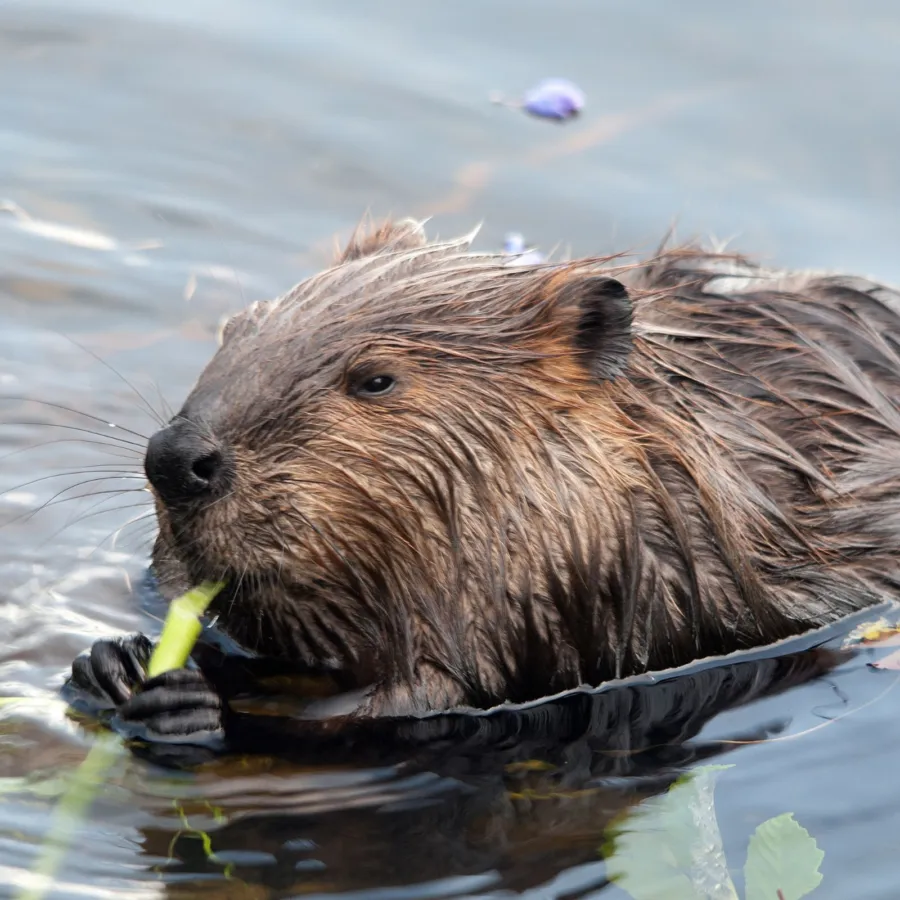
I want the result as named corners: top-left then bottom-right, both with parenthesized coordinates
top-left (603, 764), bottom-right (824, 900)
top-left (161, 799), bottom-right (236, 880)
top-left (146, 581), bottom-right (226, 676)
top-left (15, 580), bottom-right (225, 900)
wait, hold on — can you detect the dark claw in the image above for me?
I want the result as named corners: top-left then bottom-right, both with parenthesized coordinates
top-left (91, 633), bottom-right (152, 703)
top-left (114, 668), bottom-right (226, 747)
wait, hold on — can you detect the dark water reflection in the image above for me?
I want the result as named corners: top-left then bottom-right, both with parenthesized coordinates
top-left (3, 0), bottom-right (900, 897)
top-left (123, 615), bottom-right (861, 899)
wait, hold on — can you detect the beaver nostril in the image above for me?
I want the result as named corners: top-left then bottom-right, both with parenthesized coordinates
top-left (191, 451), bottom-right (222, 485)
top-left (145, 422), bottom-right (230, 507)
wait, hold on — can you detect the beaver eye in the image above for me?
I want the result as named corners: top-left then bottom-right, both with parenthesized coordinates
top-left (355, 374), bottom-right (396, 398)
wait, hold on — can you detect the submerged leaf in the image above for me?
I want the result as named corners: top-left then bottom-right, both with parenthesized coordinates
top-left (603, 765), bottom-right (738, 900)
top-left (744, 813), bottom-right (823, 900)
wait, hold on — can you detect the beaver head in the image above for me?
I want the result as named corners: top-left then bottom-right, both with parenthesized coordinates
top-left (145, 219), bottom-right (651, 710)
top-left (145, 218), bottom-right (882, 714)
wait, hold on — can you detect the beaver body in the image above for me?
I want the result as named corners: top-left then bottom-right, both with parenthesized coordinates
top-left (66, 219), bottom-right (900, 742)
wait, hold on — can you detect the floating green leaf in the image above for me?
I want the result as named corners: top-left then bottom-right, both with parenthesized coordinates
top-left (603, 765), bottom-right (738, 900)
top-left (744, 813), bottom-right (823, 900)
top-left (604, 763), bottom-right (825, 900)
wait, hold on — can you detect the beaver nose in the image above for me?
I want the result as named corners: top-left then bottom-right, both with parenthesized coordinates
top-left (144, 420), bottom-right (229, 506)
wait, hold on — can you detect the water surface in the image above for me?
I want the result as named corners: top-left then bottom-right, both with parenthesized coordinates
top-left (2, 1), bottom-right (900, 897)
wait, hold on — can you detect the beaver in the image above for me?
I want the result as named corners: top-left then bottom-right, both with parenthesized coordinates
top-left (64, 217), bottom-right (900, 747)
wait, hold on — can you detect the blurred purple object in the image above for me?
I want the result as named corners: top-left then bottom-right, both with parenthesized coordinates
top-left (522, 78), bottom-right (584, 121)
top-left (502, 232), bottom-right (546, 266)
top-left (503, 233), bottom-right (526, 254)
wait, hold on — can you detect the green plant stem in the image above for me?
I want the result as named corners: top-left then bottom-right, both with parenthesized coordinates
top-left (17, 580), bottom-right (225, 900)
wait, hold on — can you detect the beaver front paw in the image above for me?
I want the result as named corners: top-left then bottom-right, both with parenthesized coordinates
top-left (114, 667), bottom-right (226, 746)
top-left (64, 633), bottom-right (153, 712)
top-left (64, 633), bottom-right (227, 747)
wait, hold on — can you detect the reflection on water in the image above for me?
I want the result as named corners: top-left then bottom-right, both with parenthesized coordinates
top-left (124, 628), bottom-right (848, 899)
top-left (3, 0), bottom-right (900, 897)
top-left (8, 610), bottom-right (895, 900)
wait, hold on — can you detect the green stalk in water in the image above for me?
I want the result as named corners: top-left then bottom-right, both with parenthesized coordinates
top-left (17, 580), bottom-right (225, 900)
top-left (147, 581), bottom-right (227, 676)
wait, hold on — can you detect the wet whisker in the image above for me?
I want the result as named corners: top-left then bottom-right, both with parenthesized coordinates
top-left (0, 396), bottom-right (151, 442)
top-left (93, 510), bottom-right (158, 557)
top-left (0, 421), bottom-right (146, 450)
top-left (0, 471), bottom-right (144, 505)
top-left (151, 380), bottom-right (175, 422)
top-left (0, 440), bottom-right (142, 464)
top-left (56, 489), bottom-right (147, 541)
top-left (37, 499), bottom-right (155, 549)
top-left (46, 332), bottom-right (168, 428)
top-left (0, 485), bottom-right (148, 532)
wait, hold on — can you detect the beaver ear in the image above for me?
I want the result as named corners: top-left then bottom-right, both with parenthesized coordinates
top-left (216, 300), bottom-right (271, 346)
top-left (563, 275), bottom-right (633, 379)
top-left (338, 217), bottom-right (428, 262)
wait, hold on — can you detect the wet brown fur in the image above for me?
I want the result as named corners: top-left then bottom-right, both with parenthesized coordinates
top-left (151, 218), bottom-right (900, 716)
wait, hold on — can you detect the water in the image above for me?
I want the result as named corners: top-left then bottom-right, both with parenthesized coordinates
top-left (2, 0), bottom-right (900, 896)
